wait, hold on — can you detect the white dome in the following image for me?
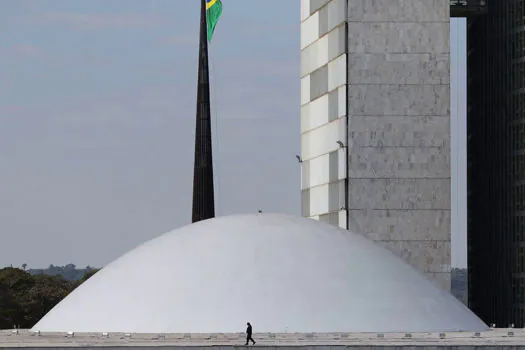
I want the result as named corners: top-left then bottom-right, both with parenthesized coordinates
top-left (33, 214), bottom-right (487, 333)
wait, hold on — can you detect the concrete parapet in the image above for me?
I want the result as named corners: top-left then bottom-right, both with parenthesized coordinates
top-left (1, 329), bottom-right (524, 348)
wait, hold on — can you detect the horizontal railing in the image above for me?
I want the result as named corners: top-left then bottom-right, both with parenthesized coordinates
top-left (451, 0), bottom-right (487, 17)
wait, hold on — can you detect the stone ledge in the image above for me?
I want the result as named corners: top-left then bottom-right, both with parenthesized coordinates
top-left (0, 329), bottom-right (523, 347)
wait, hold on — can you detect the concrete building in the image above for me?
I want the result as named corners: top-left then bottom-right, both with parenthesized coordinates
top-left (32, 214), bottom-right (486, 334)
top-left (300, 0), bottom-right (451, 290)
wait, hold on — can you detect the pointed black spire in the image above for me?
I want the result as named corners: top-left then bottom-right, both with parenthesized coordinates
top-left (192, 0), bottom-right (215, 223)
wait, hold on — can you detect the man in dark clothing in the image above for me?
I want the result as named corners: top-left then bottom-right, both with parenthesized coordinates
top-left (245, 322), bottom-right (256, 345)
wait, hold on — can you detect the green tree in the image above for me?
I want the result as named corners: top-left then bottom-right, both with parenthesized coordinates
top-left (0, 268), bottom-right (35, 327)
top-left (0, 267), bottom-right (77, 329)
top-left (0, 265), bottom-right (101, 329)
top-left (0, 280), bottom-right (21, 329)
top-left (21, 275), bottom-right (74, 327)
top-left (78, 269), bottom-right (99, 285)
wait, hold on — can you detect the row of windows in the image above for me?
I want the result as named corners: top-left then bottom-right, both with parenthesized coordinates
top-left (512, 31), bottom-right (525, 60)
top-left (516, 183), bottom-right (525, 211)
top-left (511, 215), bottom-right (525, 242)
top-left (512, 154), bottom-right (525, 182)
top-left (512, 244), bottom-right (524, 308)
top-left (513, 60), bottom-right (525, 89)
top-left (491, 1), bottom-right (525, 30)
top-left (510, 121), bottom-right (525, 150)
top-left (511, 91), bottom-right (525, 122)
top-left (468, 89), bottom-right (525, 123)
top-left (508, 0), bottom-right (525, 29)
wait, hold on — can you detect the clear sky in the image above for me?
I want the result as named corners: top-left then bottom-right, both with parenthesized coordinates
top-left (450, 18), bottom-right (467, 269)
top-left (0, 1), bottom-right (467, 268)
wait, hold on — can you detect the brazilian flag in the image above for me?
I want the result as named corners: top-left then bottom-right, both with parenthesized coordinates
top-left (206, 0), bottom-right (223, 42)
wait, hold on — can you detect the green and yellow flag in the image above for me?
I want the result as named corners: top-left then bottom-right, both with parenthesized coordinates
top-left (206, 0), bottom-right (223, 42)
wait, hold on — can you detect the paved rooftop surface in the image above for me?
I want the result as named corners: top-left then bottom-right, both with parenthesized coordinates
top-left (1, 329), bottom-right (524, 347)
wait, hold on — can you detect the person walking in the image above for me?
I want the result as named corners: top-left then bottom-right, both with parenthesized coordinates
top-left (245, 322), bottom-right (256, 345)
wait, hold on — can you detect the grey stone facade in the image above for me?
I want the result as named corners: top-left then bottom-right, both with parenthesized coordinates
top-left (301, 0), bottom-right (451, 290)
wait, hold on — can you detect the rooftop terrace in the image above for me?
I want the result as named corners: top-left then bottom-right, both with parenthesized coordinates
top-left (0, 328), bottom-right (524, 347)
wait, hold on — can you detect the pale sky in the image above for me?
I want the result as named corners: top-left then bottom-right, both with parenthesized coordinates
top-left (0, 1), bottom-right (467, 268)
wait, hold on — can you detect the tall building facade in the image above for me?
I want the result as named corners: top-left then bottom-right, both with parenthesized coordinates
top-left (467, 0), bottom-right (525, 327)
top-left (300, 0), bottom-right (452, 289)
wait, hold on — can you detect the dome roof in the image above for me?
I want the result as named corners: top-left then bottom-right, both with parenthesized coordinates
top-left (33, 214), bottom-right (487, 333)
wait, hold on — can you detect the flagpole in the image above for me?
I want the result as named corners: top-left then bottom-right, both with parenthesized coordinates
top-left (191, 0), bottom-right (215, 223)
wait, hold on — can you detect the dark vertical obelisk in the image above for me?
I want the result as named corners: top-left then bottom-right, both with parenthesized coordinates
top-left (192, 0), bottom-right (215, 223)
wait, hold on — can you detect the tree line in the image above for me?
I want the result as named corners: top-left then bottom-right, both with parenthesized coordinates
top-left (0, 266), bottom-right (98, 329)
top-left (27, 264), bottom-right (97, 281)
top-left (451, 267), bottom-right (468, 305)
